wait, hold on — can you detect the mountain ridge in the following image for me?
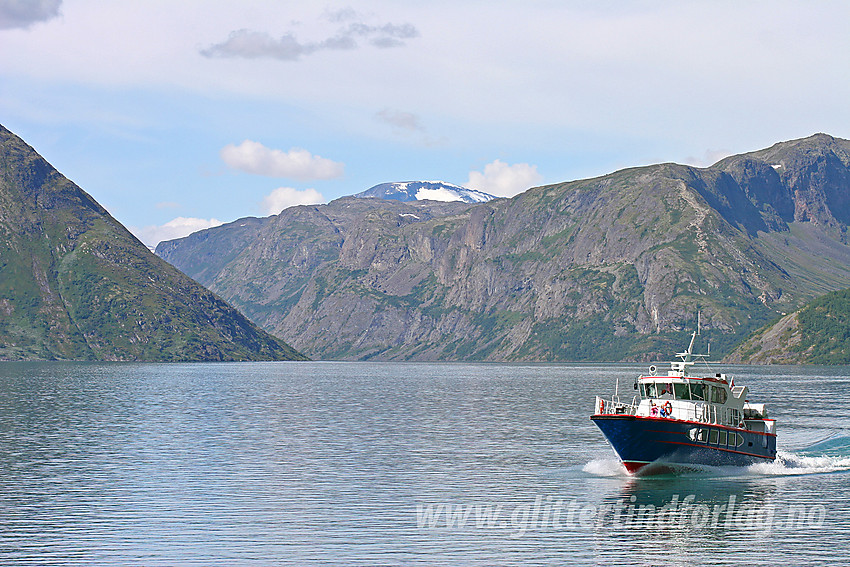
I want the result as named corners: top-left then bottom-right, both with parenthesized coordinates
top-left (0, 124), bottom-right (306, 361)
top-left (157, 133), bottom-right (850, 361)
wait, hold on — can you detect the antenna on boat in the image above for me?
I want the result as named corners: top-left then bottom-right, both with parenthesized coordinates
top-left (674, 313), bottom-right (711, 375)
top-left (685, 331), bottom-right (696, 359)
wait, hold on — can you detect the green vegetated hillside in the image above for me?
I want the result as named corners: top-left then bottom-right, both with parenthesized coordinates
top-left (727, 287), bottom-right (850, 364)
top-left (0, 124), bottom-right (305, 361)
top-left (157, 133), bottom-right (850, 362)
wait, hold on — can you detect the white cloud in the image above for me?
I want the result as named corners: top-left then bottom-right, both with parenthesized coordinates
top-left (375, 108), bottom-right (424, 132)
top-left (349, 22), bottom-right (418, 48)
top-left (221, 140), bottom-right (344, 180)
top-left (0, 0), bottom-right (61, 30)
top-left (323, 7), bottom-right (359, 24)
top-left (200, 29), bottom-right (355, 60)
top-left (132, 217), bottom-right (223, 248)
top-left (4, 3), bottom-right (849, 151)
top-left (261, 186), bottom-right (325, 215)
top-left (200, 15), bottom-right (418, 60)
top-left (5, 1), bottom-right (850, 226)
top-left (466, 160), bottom-right (543, 198)
top-left (683, 149), bottom-right (734, 168)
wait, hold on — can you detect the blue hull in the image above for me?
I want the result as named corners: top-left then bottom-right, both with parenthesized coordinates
top-left (591, 415), bottom-right (776, 473)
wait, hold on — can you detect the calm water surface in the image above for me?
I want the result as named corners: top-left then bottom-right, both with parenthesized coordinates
top-left (1, 362), bottom-right (848, 565)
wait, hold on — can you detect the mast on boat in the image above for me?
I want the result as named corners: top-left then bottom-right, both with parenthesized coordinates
top-left (673, 312), bottom-right (710, 376)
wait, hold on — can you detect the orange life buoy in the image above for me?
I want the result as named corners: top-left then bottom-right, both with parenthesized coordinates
top-left (663, 401), bottom-right (673, 417)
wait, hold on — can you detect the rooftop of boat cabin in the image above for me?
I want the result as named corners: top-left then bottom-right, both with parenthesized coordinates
top-left (639, 370), bottom-right (730, 385)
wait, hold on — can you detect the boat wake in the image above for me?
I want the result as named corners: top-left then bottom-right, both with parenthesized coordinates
top-left (798, 432), bottom-right (850, 457)
top-left (744, 451), bottom-right (850, 477)
top-left (583, 434), bottom-right (850, 479)
top-left (745, 434), bottom-right (850, 477)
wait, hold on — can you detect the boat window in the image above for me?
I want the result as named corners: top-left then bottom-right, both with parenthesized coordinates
top-left (689, 382), bottom-right (706, 401)
top-left (731, 409), bottom-right (741, 426)
top-left (688, 428), bottom-right (699, 441)
top-left (718, 430), bottom-right (727, 446)
top-left (711, 386), bottom-right (728, 404)
top-left (674, 383), bottom-right (690, 400)
top-left (732, 433), bottom-right (743, 447)
top-left (697, 429), bottom-right (708, 442)
top-left (645, 383), bottom-right (658, 398)
top-left (709, 429), bottom-right (719, 444)
top-left (658, 382), bottom-right (674, 399)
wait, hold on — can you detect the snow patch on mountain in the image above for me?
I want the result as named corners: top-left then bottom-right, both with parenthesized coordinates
top-left (354, 181), bottom-right (496, 204)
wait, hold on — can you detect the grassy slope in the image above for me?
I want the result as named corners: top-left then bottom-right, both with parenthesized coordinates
top-left (730, 288), bottom-right (850, 364)
top-left (794, 289), bottom-right (850, 363)
top-left (0, 124), bottom-right (305, 361)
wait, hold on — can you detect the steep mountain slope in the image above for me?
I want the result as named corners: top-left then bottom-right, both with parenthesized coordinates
top-left (726, 287), bottom-right (850, 364)
top-left (157, 134), bottom-right (850, 361)
top-left (355, 181), bottom-right (495, 203)
top-left (0, 124), bottom-right (305, 361)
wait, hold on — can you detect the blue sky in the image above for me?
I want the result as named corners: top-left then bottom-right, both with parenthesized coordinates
top-left (2, 0), bottom-right (850, 246)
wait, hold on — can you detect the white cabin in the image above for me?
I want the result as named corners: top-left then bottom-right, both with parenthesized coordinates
top-left (597, 330), bottom-right (774, 435)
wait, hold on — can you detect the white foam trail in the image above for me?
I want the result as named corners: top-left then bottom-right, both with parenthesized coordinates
top-left (582, 458), bottom-right (626, 477)
top-left (745, 451), bottom-right (850, 477)
top-left (582, 451), bottom-right (850, 479)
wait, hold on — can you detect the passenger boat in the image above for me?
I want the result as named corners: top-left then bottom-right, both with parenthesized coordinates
top-left (591, 331), bottom-right (776, 474)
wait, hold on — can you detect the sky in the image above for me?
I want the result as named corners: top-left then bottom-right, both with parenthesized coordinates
top-left (2, 1), bottom-right (850, 247)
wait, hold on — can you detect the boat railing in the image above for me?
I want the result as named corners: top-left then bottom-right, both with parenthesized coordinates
top-left (595, 395), bottom-right (638, 416)
top-left (690, 404), bottom-right (744, 428)
top-left (691, 403), bottom-right (727, 425)
top-left (596, 396), bottom-right (749, 429)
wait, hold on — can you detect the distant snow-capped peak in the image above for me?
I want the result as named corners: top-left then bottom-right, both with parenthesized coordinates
top-left (354, 181), bottom-right (496, 204)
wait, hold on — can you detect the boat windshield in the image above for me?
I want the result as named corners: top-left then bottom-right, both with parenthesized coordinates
top-left (641, 380), bottom-right (726, 402)
top-left (690, 382), bottom-right (706, 401)
top-left (641, 382), bottom-right (674, 398)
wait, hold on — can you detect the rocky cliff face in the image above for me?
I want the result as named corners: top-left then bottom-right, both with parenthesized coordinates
top-left (157, 134), bottom-right (850, 361)
top-left (0, 124), bottom-right (305, 361)
top-left (724, 313), bottom-right (803, 364)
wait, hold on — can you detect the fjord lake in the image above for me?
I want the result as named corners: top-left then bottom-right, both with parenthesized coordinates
top-left (1, 362), bottom-right (848, 565)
